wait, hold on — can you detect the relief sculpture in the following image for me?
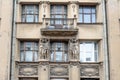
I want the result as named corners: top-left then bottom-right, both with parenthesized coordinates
top-left (39, 38), bottom-right (49, 59)
top-left (69, 38), bottom-right (79, 60)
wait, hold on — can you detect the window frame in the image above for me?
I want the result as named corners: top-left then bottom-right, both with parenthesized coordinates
top-left (50, 5), bottom-right (67, 25)
top-left (21, 4), bottom-right (39, 23)
top-left (50, 41), bottom-right (68, 62)
top-left (20, 41), bottom-right (38, 62)
top-left (79, 41), bottom-right (98, 62)
top-left (78, 5), bottom-right (96, 23)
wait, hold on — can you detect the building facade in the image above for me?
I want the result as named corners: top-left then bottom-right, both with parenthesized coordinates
top-left (0, 0), bottom-right (120, 80)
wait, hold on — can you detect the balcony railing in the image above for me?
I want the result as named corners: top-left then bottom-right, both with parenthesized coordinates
top-left (44, 18), bottom-right (74, 29)
top-left (41, 18), bottom-right (78, 36)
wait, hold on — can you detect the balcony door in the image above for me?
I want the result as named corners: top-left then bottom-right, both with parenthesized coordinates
top-left (50, 5), bottom-right (67, 28)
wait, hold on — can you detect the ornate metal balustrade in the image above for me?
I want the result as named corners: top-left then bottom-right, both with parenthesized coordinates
top-left (41, 18), bottom-right (78, 36)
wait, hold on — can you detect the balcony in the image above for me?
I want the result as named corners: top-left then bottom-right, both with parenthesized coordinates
top-left (41, 18), bottom-right (78, 36)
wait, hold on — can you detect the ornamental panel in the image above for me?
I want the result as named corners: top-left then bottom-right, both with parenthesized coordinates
top-left (80, 64), bottom-right (99, 76)
top-left (50, 65), bottom-right (68, 76)
top-left (19, 65), bottom-right (38, 76)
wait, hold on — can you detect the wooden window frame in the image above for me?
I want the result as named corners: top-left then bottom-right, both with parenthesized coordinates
top-left (50, 5), bottom-right (67, 25)
top-left (21, 4), bottom-right (39, 23)
top-left (79, 5), bottom-right (96, 23)
top-left (20, 41), bottom-right (38, 62)
top-left (50, 41), bottom-right (68, 62)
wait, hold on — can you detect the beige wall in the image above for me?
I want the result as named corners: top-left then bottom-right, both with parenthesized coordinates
top-left (0, 0), bottom-right (13, 80)
top-left (0, 0), bottom-right (120, 80)
top-left (107, 0), bottom-right (120, 80)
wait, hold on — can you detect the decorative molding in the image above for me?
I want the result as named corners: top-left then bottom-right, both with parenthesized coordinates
top-left (68, 1), bottom-right (79, 4)
top-left (80, 65), bottom-right (99, 76)
top-left (19, 65), bottom-right (38, 76)
top-left (40, 1), bottom-right (50, 4)
top-left (70, 61), bottom-right (80, 68)
top-left (50, 65), bottom-right (68, 76)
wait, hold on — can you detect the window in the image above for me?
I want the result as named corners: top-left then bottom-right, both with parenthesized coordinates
top-left (50, 5), bottom-right (67, 26)
top-left (81, 78), bottom-right (99, 80)
top-left (79, 6), bottom-right (96, 23)
top-left (20, 41), bottom-right (38, 62)
top-left (80, 41), bottom-right (98, 62)
top-left (50, 42), bottom-right (68, 62)
top-left (22, 5), bottom-right (39, 22)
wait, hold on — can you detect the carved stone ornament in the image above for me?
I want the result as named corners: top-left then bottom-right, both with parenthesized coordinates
top-left (80, 65), bottom-right (99, 76)
top-left (50, 65), bottom-right (68, 76)
top-left (69, 38), bottom-right (79, 60)
top-left (70, 62), bottom-right (79, 67)
top-left (19, 65), bottom-right (38, 76)
top-left (39, 38), bottom-right (49, 59)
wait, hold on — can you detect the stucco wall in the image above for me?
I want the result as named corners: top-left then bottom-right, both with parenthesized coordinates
top-left (0, 0), bottom-right (13, 80)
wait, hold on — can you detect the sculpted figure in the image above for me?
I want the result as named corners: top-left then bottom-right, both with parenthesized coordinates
top-left (69, 38), bottom-right (79, 59)
top-left (39, 38), bottom-right (49, 59)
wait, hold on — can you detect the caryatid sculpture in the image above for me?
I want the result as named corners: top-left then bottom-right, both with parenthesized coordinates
top-left (39, 38), bottom-right (49, 59)
top-left (69, 38), bottom-right (79, 60)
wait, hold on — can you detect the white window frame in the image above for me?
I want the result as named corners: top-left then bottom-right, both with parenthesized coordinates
top-left (80, 41), bottom-right (98, 62)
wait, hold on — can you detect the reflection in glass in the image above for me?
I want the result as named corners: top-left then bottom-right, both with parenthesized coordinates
top-left (80, 42), bottom-right (98, 62)
top-left (20, 42), bottom-right (38, 62)
top-left (25, 51), bottom-right (33, 61)
top-left (22, 5), bottom-right (39, 22)
top-left (79, 6), bottom-right (96, 23)
top-left (50, 42), bottom-right (68, 62)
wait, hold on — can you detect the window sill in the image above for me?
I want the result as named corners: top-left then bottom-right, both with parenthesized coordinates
top-left (15, 61), bottom-right (40, 64)
top-left (80, 61), bottom-right (103, 64)
top-left (77, 22), bottom-right (103, 25)
top-left (50, 61), bottom-right (70, 64)
top-left (16, 22), bottom-right (42, 24)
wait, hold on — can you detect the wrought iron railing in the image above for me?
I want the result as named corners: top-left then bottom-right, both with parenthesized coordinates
top-left (43, 18), bottom-right (75, 29)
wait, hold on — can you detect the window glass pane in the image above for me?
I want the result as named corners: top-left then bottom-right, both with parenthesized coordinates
top-left (20, 51), bottom-right (24, 61)
top-left (26, 15), bottom-right (34, 22)
top-left (35, 6), bottom-right (39, 14)
top-left (22, 6), bottom-right (26, 14)
top-left (79, 8), bottom-right (82, 13)
top-left (92, 14), bottom-right (96, 23)
top-left (34, 43), bottom-right (38, 50)
top-left (92, 7), bottom-right (96, 13)
top-left (56, 52), bottom-right (62, 61)
top-left (51, 52), bottom-right (54, 61)
top-left (35, 15), bottom-right (38, 22)
top-left (80, 42), bottom-right (98, 62)
top-left (64, 53), bottom-right (67, 61)
top-left (79, 14), bottom-right (82, 22)
top-left (80, 43), bottom-right (85, 62)
top-left (26, 5), bottom-right (34, 14)
top-left (34, 51), bottom-right (38, 61)
top-left (84, 15), bottom-right (91, 23)
top-left (26, 42), bottom-right (32, 50)
top-left (21, 15), bottom-right (26, 22)
top-left (25, 51), bottom-right (33, 61)
top-left (20, 42), bottom-right (24, 50)
top-left (83, 7), bottom-right (91, 13)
